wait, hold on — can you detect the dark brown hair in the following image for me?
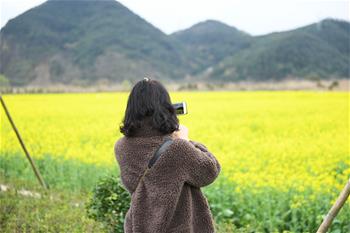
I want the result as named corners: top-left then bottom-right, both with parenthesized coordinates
top-left (119, 78), bottom-right (179, 137)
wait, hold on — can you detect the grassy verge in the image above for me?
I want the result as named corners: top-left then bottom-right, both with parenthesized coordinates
top-left (0, 177), bottom-right (105, 232)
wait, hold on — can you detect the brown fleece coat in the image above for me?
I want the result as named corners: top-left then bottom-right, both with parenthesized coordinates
top-left (114, 118), bottom-right (221, 233)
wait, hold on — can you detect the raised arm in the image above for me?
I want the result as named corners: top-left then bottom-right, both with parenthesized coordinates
top-left (173, 138), bottom-right (221, 188)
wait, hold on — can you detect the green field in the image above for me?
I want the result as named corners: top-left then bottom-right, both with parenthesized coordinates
top-left (1, 91), bottom-right (349, 232)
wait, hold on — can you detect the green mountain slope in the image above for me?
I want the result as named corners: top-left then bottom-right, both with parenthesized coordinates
top-left (171, 20), bottom-right (252, 74)
top-left (206, 19), bottom-right (350, 81)
top-left (0, 0), bottom-right (188, 86)
top-left (0, 0), bottom-right (348, 87)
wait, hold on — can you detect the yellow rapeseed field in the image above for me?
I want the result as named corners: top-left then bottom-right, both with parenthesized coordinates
top-left (1, 91), bottom-right (349, 195)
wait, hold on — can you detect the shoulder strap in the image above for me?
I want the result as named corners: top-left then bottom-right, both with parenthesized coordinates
top-left (132, 136), bottom-right (174, 196)
top-left (148, 136), bottom-right (173, 168)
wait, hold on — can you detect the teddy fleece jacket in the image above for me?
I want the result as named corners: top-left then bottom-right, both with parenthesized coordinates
top-left (114, 118), bottom-right (221, 233)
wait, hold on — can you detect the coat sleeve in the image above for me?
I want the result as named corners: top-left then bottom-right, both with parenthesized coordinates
top-left (173, 138), bottom-right (221, 188)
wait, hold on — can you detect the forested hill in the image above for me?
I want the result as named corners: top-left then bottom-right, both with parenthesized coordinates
top-left (0, 0), bottom-right (189, 86)
top-left (202, 19), bottom-right (350, 81)
top-left (171, 20), bottom-right (252, 74)
top-left (0, 0), bottom-right (349, 86)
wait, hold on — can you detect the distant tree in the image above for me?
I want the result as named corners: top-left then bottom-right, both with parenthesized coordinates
top-left (121, 79), bottom-right (132, 91)
top-left (328, 80), bottom-right (339, 90)
top-left (0, 74), bottom-right (10, 87)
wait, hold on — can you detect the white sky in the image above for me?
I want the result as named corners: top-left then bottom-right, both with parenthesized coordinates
top-left (0, 0), bottom-right (349, 35)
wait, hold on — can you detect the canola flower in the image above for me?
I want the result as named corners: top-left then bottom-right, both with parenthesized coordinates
top-left (1, 91), bottom-right (349, 197)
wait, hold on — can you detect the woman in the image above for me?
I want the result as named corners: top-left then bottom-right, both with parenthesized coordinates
top-left (114, 78), bottom-right (221, 233)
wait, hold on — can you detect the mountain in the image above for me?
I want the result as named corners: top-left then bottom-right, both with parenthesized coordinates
top-left (171, 20), bottom-right (252, 74)
top-left (0, 0), bottom-right (349, 87)
top-left (204, 19), bottom-right (350, 81)
top-left (0, 0), bottom-right (189, 86)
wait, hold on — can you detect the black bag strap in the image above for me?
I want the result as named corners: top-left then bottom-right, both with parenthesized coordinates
top-left (148, 136), bottom-right (173, 168)
top-left (132, 136), bottom-right (174, 197)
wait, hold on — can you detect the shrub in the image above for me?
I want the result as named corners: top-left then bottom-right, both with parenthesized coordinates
top-left (86, 174), bottom-right (131, 233)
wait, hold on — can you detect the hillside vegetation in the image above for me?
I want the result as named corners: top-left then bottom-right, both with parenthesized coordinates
top-left (0, 0), bottom-right (349, 86)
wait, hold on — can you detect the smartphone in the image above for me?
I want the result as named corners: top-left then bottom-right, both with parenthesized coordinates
top-left (172, 102), bottom-right (187, 115)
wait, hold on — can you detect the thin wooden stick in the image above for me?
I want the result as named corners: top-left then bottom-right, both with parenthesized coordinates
top-left (0, 95), bottom-right (48, 189)
top-left (316, 178), bottom-right (350, 233)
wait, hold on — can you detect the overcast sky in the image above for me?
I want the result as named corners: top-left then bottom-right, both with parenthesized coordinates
top-left (1, 0), bottom-right (349, 35)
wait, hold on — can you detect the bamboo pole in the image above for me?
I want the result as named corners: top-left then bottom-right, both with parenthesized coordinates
top-left (0, 95), bottom-right (48, 189)
top-left (316, 178), bottom-right (350, 233)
